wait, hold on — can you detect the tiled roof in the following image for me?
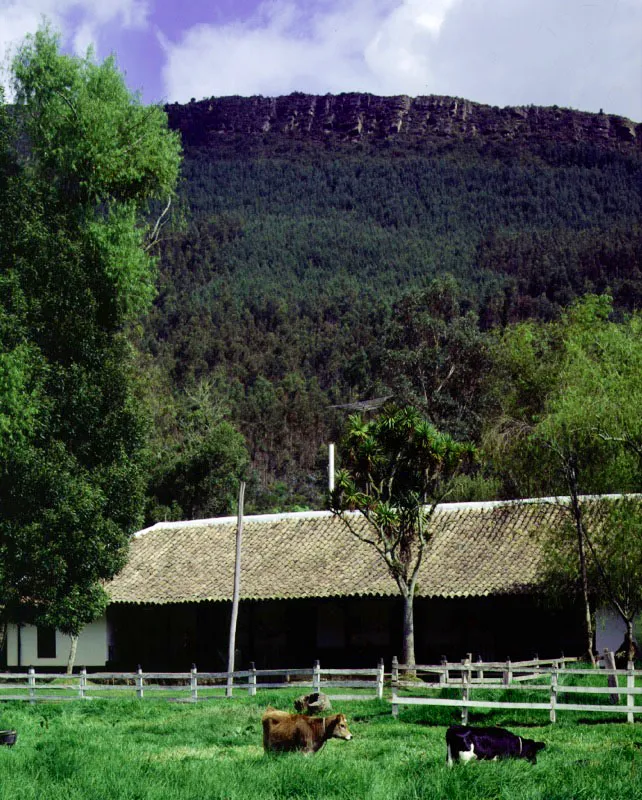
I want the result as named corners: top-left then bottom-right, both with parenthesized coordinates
top-left (106, 498), bottom-right (579, 605)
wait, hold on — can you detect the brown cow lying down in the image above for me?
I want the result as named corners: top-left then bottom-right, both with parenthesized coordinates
top-left (262, 708), bottom-right (352, 754)
top-left (446, 725), bottom-right (545, 766)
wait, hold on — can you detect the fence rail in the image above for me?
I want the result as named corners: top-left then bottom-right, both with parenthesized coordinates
top-left (0, 660), bottom-right (385, 703)
top-left (3, 653), bottom-right (639, 722)
top-left (391, 652), bottom-right (642, 723)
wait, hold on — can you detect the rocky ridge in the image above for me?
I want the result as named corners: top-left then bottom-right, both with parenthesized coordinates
top-left (166, 92), bottom-right (641, 152)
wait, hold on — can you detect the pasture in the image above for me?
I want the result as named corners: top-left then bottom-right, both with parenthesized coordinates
top-left (0, 690), bottom-right (640, 800)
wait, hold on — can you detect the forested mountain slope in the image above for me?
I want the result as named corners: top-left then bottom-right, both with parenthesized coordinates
top-left (142, 93), bottom-right (642, 515)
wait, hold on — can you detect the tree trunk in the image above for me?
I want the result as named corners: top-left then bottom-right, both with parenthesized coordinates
top-left (0, 617), bottom-right (6, 668)
top-left (402, 591), bottom-right (416, 670)
top-left (66, 634), bottom-right (79, 675)
top-left (626, 619), bottom-right (636, 664)
top-left (576, 525), bottom-right (595, 666)
top-left (568, 467), bottom-right (596, 666)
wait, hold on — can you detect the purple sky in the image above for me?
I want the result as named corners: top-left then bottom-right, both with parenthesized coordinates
top-left (1, 0), bottom-right (641, 120)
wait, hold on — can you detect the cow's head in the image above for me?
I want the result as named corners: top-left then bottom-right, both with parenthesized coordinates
top-left (522, 738), bottom-right (546, 763)
top-left (328, 714), bottom-right (352, 740)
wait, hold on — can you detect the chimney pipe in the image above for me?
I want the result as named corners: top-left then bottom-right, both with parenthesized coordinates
top-left (328, 443), bottom-right (335, 494)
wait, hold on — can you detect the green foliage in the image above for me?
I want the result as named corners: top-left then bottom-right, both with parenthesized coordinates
top-left (0, 26), bottom-right (181, 641)
top-left (149, 420), bottom-right (249, 521)
top-left (543, 497), bottom-right (642, 659)
top-left (380, 276), bottom-right (493, 440)
top-left (143, 109), bottom-right (642, 507)
top-left (486, 296), bottom-right (642, 659)
top-left (139, 374), bottom-right (250, 522)
top-left (485, 295), bottom-right (642, 498)
top-left (550, 298), bottom-right (642, 480)
top-left (331, 404), bottom-right (474, 662)
top-left (13, 27), bottom-right (180, 207)
top-left (585, 499), bottom-right (642, 624)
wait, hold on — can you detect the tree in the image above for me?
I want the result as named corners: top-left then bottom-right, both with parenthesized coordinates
top-left (380, 276), bottom-right (492, 441)
top-left (544, 497), bottom-right (642, 663)
top-left (330, 404), bottom-right (475, 666)
top-left (588, 499), bottom-right (642, 663)
top-left (0, 27), bottom-right (181, 669)
top-left (145, 378), bottom-right (250, 522)
top-left (486, 295), bottom-right (642, 663)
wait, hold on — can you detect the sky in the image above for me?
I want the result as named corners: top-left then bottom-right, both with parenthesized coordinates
top-left (0, 0), bottom-right (640, 120)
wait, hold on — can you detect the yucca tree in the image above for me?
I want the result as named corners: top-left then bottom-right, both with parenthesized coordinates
top-left (330, 404), bottom-right (475, 667)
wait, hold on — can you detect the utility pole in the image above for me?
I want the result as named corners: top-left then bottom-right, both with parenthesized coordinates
top-left (226, 481), bottom-right (245, 698)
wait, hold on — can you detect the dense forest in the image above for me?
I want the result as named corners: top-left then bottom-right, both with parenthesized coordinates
top-left (140, 93), bottom-right (642, 518)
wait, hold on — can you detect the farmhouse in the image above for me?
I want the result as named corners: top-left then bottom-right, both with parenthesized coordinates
top-left (8, 496), bottom-right (617, 671)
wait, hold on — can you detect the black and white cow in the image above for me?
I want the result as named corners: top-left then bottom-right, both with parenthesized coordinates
top-left (446, 725), bottom-right (545, 766)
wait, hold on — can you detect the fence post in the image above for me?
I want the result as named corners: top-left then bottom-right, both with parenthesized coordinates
top-left (534, 653), bottom-right (540, 676)
top-left (603, 649), bottom-right (618, 704)
top-left (313, 660), bottom-right (321, 692)
top-left (476, 655), bottom-right (484, 682)
top-left (136, 665), bottom-right (144, 700)
top-left (440, 655), bottom-right (448, 686)
top-left (503, 657), bottom-right (512, 687)
top-left (550, 661), bottom-right (558, 723)
top-left (391, 656), bottom-right (399, 718)
top-left (249, 662), bottom-right (257, 697)
top-left (190, 664), bottom-right (198, 703)
top-left (79, 666), bottom-right (87, 700)
top-left (376, 658), bottom-right (384, 701)
top-left (461, 655), bottom-right (471, 724)
top-left (28, 667), bottom-right (36, 704)
top-left (627, 660), bottom-right (635, 723)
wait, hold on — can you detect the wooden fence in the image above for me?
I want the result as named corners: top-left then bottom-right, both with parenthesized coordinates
top-left (390, 653), bottom-right (642, 723)
top-left (3, 653), bottom-right (640, 723)
top-left (0, 660), bottom-right (385, 703)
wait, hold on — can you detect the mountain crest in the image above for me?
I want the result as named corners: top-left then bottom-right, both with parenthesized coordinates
top-left (166, 92), bottom-right (641, 151)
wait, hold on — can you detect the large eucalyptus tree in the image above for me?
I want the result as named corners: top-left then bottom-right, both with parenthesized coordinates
top-left (0, 27), bottom-right (181, 669)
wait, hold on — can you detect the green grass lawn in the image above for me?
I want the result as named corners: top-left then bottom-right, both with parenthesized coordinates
top-left (0, 690), bottom-right (640, 800)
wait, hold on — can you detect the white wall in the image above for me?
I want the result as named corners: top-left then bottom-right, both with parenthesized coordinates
top-left (6, 617), bottom-right (108, 668)
top-left (595, 607), bottom-right (642, 656)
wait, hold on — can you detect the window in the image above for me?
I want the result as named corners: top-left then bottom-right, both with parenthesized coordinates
top-left (37, 626), bottom-right (57, 659)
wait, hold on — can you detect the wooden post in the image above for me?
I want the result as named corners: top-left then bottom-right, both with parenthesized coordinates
top-left (376, 658), bottom-right (385, 700)
top-left (136, 665), bottom-right (144, 700)
top-left (534, 653), bottom-right (540, 676)
top-left (476, 655), bottom-right (484, 682)
top-left (503, 657), bottom-right (512, 687)
top-left (627, 660), bottom-right (635, 723)
top-left (550, 661), bottom-right (558, 723)
top-left (440, 655), bottom-right (448, 686)
top-left (28, 667), bottom-right (36, 704)
top-left (313, 659), bottom-right (321, 692)
top-left (227, 481), bottom-right (246, 699)
top-left (461, 655), bottom-right (471, 724)
top-left (248, 662), bottom-right (257, 697)
top-left (603, 649), bottom-right (618, 704)
top-left (391, 656), bottom-right (399, 718)
top-left (79, 666), bottom-right (87, 700)
top-left (190, 664), bottom-right (198, 702)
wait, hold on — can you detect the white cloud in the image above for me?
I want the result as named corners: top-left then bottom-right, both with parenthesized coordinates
top-left (162, 0), bottom-right (642, 120)
top-left (161, 0), bottom-right (459, 101)
top-left (0, 0), bottom-right (149, 94)
top-left (432, 0), bottom-right (642, 119)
